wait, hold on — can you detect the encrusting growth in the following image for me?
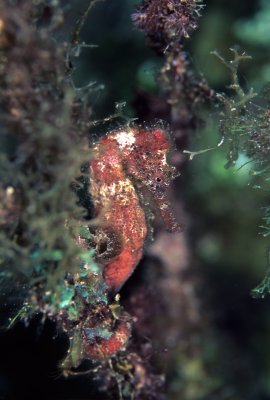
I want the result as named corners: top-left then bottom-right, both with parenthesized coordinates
top-left (132, 0), bottom-right (204, 48)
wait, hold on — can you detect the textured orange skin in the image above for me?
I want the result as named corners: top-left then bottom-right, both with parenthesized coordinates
top-left (90, 134), bottom-right (147, 292)
top-left (90, 127), bottom-right (179, 292)
top-left (83, 321), bottom-right (130, 359)
top-left (122, 128), bottom-right (180, 233)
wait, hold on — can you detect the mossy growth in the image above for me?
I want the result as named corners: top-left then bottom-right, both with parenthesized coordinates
top-left (212, 48), bottom-right (270, 297)
top-left (0, 0), bottom-right (95, 306)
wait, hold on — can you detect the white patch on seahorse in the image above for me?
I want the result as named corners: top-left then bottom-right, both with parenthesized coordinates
top-left (114, 130), bottom-right (136, 150)
top-left (98, 179), bottom-right (136, 200)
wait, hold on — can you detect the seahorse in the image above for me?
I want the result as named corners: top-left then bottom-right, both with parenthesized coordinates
top-left (89, 125), bottom-right (179, 293)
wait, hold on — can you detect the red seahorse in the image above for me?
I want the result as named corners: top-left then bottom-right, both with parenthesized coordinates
top-left (89, 125), bottom-right (179, 292)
